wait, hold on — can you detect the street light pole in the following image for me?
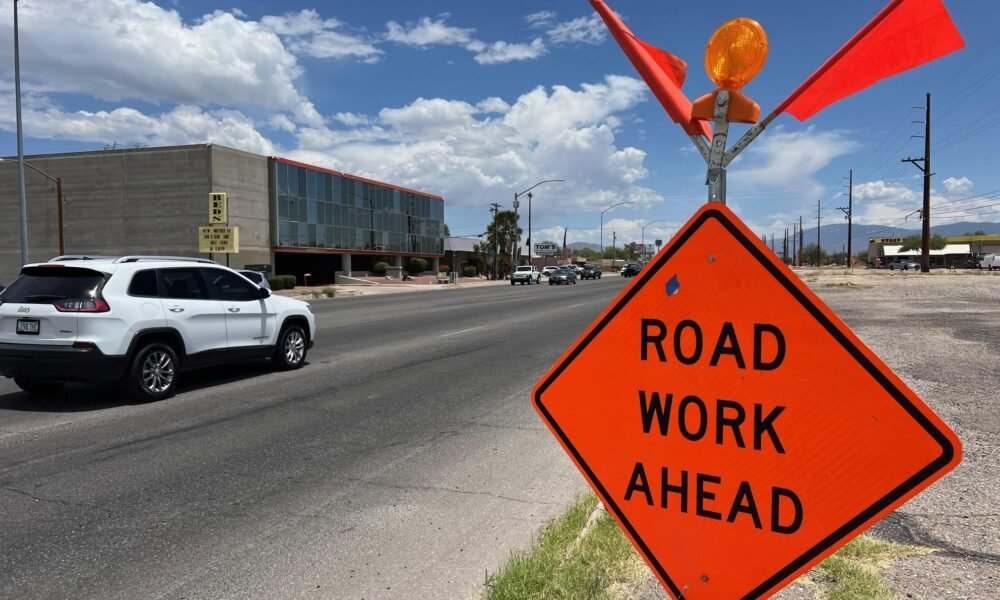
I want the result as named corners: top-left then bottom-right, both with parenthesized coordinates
top-left (515, 179), bottom-right (565, 267)
top-left (14, 0), bottom-right (29, 265)
top-left (19, 162), bottom-right (65, 256)
top-left (600, 201), bottom-right (634, 271)
top-left (640, 219), bottom-right (668, 262)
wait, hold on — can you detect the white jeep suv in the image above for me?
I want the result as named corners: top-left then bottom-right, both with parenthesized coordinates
top-left (0, 256), bottom-right (316, 401)
top-left (511, 265), bottom-right (542, 285)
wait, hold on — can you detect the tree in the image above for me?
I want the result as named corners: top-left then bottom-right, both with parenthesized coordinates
top-left (577, 247), bottom-right (599, 262)
top-left (800, 243), bottom-right (828, 266)
top-left (899, 234), bottom-right (946, 252)
top-left (962, 229), bottom-right (987, 236)
top-left (483, 210), bottom-right (522, 279)
top-left (444, 223), bottom-right (451, 236)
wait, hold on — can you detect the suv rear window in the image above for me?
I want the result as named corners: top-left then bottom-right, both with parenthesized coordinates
top-left (1, 267), bottom-right (105, 304)
top-left (128, 270), bottom-right (158, 297)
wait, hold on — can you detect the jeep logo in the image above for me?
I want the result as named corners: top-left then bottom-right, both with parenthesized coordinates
top-left (17, 306), bottom-right (29, 313)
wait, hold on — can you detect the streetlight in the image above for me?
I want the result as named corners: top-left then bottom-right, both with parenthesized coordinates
top-left (14, 0), bottom-right (29, 265)
top-left (640, 219), bottom-right (669, 262)
top-left (20, 162), bottom-right (65, 256)
top-left (514, 179), bottom-right (565, 267)
top-left (600, 201), bottom-right (634, 270)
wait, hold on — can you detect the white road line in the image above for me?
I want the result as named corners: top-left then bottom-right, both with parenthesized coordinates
top-left (566, 302), bottom-right (588, 309)
top-left (439, 326), bottom-right (488, 338)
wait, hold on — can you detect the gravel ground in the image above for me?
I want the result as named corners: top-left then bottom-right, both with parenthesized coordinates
top-left (636, 267), bottom-right (1000, 599)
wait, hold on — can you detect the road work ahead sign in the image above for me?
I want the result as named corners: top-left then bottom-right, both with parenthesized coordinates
top-left (533, 203), bottom-right (960, 599)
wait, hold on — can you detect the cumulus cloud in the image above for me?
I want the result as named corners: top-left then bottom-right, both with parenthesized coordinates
top-left (262, 9), bottom-right (382, 63)
top-left (0, 94), bottom-right (276, 155)
top-left (285, 76), bottom-right (662, 219)
top-left (0, 0), bottom-right (324, 127)
top-left (385, 16), bottom-right (477, 48)
top-left (942, 176), bottom-right (973, 195)
top-left (852, 180), bottom-right (922, 225)
top-left (474, 39), bottom-right (548, 65)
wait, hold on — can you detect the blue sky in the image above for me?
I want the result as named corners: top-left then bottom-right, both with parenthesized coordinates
top-left (1, 0), bottom-right (998, 248)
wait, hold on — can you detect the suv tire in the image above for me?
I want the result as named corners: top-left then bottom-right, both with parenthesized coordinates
top-left (274, 324), bottom-right (308, 371)
top-left (125, 342), bottom-right (179, 402)
top-left (14, 378), bottom-right (65, 396)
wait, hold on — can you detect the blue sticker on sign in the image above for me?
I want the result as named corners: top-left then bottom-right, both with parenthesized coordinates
top-left (666, 274), bottom-right (680, 296)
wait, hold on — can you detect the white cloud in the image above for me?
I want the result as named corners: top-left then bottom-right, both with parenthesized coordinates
top-left (262, 9), bottom-right (383, 62)
top-left (269, 114), bottom-right (297, 133)
top-left (385, 16), bottom-right (476, 47)
top-left (0, 1), bottom-right (324, 127)
top-left (547, 14), bottom-right (606, 45)
top-left (942, 176), bottom-right (973, 195)
top-left (476, 97), bottom-right (511, 114)
top-left (525, 11), bottom-right (557, 28)
top-left (474, 39), bottom-right (548, 65)
top-left (285, 76), bottom-right (662, 220)
top-left (729, 127), bottom-right (861, 201)
top-left (0, 94), bottom-right (276, 155)
top-left (852, 180), bottom-right (921, 225)
top-left (333, 112), bottom-right (371, 127)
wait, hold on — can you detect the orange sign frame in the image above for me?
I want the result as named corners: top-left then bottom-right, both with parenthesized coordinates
top-left (533, 203), bottom-right (960, 598)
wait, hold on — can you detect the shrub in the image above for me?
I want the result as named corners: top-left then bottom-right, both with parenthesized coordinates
top-left (463, 266), bottom-right (477, 277)
top-left (322, 286), bottom-right (336, 297)
top-left (267, 277), bottom-right (284, 290)
top-left (407, 258), bottom-right (428, 275)
top-left (277, 274), bottom-right (297, 289)
top-left (371, 261), bottom-right (389, 275)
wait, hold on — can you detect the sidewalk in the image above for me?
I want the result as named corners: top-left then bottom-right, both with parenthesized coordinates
top-left (273, 276), bottom-right (511, 299)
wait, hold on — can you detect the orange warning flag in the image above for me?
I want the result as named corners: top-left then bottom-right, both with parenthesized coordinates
top-left (590, 0), bottom-right (711, 138)
top-left (778, 0), bottom-right (964, 121)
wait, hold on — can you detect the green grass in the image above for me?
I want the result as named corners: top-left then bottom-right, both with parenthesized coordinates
top-left (483, 495), bottom-right (647, 600)
top-left (484, 493), bottom-right (932, 600)
top-left (815, 536), bottom-right (932, 600)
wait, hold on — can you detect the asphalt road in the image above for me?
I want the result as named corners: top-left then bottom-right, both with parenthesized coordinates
top-left (0, 275), bottom-right (626, 599)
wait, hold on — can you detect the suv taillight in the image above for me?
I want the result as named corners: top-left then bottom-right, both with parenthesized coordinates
top-left (54, 299), bottom-right (110, 313)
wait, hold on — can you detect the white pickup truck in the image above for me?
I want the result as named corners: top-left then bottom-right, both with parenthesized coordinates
top-left (511, 265), bottom-right (542, 285)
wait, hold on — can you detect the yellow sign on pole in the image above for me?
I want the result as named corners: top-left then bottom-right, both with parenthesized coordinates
top-left (198, 226), bottom-right (239, 253)
top-left (209, 192), bottom-right (228, 224)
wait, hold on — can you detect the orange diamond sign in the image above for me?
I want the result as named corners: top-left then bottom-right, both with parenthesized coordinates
top-left (533, 204), bottom-right (960, 599)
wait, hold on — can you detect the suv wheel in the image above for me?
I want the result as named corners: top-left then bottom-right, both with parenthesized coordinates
top-left (274, 324), bottom-right (308, 371)
top-left (125, 342), bottom-right (179, 402)
top-left (14, 378), bottom-right (65, 396)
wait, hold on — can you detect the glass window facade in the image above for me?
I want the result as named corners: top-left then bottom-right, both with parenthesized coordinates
top-left (273, 160), bottom-right (444, 255)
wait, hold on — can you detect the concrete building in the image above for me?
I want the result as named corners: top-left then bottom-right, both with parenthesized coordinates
top-left (0, 144), bottom-right (444, 284)
top-left (867, 235), bottom-right (1000, 268)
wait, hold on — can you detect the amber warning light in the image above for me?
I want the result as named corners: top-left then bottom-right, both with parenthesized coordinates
top-left (693, 18), bottom-right (768, 124)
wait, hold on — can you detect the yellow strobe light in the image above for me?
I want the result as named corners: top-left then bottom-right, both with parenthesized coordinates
top-left (705, 18), bottom-right (768, 90)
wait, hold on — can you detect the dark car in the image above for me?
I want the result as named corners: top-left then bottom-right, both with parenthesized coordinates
top-left (621, 263), bottom-right (642, 277)
top-left (548, 268), bottom-right (577, 285)
top-left (579, 265), bottom-right (601, 280)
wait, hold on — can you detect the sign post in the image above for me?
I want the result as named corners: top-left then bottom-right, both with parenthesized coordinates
top-left (534, 204), bottom-right (960, 598)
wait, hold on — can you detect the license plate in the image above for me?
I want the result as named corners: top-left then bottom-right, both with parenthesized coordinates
top-left (16, 319), bottom-right (39, 335)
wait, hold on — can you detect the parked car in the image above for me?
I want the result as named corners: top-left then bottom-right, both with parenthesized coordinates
top-left (238, 269), bottom-right (271, 290)
top-left (980, 254), bottom-right (1000, 271)
top-left (511, 265), bottom-right (542, 285)
top-left (0, 256), bottom-right (315, 401)
top-left (579, 265), bottom-right (601, 280)
top-left (541, 266), bottom-right (560, 277)
top-left (621, 263), bottom-right (642, 277)
top-left (888, 259), bottom-right (920, 271)
top-left (548, 268), bottom-right (577, 285)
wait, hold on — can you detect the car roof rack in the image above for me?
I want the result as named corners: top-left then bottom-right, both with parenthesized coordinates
top-left (48, 255), bottom-right (118, 262)
top-left (113, 256), bottom-right (217, 264)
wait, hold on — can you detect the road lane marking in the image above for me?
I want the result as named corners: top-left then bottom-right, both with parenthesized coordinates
top-left (440, 326), bottom-right (488, 338)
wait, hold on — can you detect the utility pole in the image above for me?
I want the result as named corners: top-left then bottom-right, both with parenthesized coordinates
top-left (902, 93), bottom-right (932, 273)
top-left (770, 233), bottom-right (775, 253)
top-left (838, 169), bottom-right (853, 271)
top-left (489, 202), bottom-right (501, 280)
top-left (792, 222), bottom-right (797, 266)
top-left (612, 231), bottom-right (617, 268)
top-left (784, 228), bottom-right (789, 263)
top-left (798, 216), bottom-right (804, 267)
top-left (816, 199), bottom-right (822, 267)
